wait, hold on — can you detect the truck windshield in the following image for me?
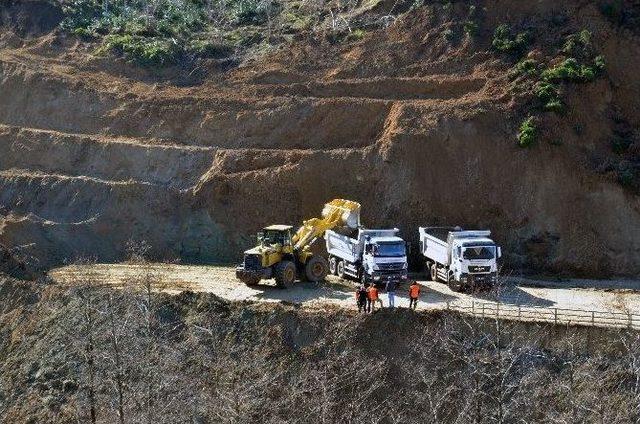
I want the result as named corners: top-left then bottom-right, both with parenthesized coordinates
top-left (375, 243), bottom-right (406, 257)
top-left (463, 245), bottom-right (495, 260)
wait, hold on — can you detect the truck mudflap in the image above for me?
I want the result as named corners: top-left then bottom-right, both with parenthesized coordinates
top-left (235, 266), bottom-right (271, 285)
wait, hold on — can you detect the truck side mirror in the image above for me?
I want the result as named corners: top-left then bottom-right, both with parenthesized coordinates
top-left (497, 246), bottom-right (502, 258)
top-left (257, 231), bottom-right (264, 244)
top-left (406, 242), bottom-right (411, 255)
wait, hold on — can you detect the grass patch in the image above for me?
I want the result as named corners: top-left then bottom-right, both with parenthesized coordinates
top-left (59, 0), bottom-right (287, 67)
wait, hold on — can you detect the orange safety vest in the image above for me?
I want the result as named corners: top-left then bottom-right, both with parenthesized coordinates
top-left (368, 287), bottom-right (379, 300)
top-left (409, 284), bottom-right (420, 298)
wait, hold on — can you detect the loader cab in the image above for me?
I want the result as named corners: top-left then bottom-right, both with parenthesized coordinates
top-left (258, 225), bottom-right (293, 247)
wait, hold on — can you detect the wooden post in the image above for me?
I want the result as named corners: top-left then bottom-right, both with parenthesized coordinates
top-left (554, 308), bottom-right (558, 325)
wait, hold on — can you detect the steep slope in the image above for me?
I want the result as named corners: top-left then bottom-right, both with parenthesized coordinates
top-left (0, 0), bottom-right (639, 276)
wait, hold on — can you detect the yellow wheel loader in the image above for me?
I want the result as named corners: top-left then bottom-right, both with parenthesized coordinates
top-left (235, 199), bottom-right (361, 288)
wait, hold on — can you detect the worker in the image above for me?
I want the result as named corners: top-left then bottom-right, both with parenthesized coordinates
top-left (409, 281), bottom-right (421, 310)
top-left (367, 284), bottom-right (382, 313)
top-left (356, 284), bottom-right (368, 313)
top-left (385, 280), bottom-right (397, 308)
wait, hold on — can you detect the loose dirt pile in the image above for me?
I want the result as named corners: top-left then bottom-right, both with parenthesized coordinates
top-left (0, 1), bottom-right (639, 277)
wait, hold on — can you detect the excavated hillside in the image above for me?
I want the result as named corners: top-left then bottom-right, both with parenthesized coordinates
top-left (0, 0), bottom-right (639, 277)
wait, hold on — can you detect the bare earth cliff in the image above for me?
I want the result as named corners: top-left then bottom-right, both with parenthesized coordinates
top-left (0, 0), bottom-right (639, 277)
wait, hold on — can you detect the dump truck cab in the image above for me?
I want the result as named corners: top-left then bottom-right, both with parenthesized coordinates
top-left (419, 227), bottom-right (501, 292)
top-left (326, 228), bottom-right (408, 286)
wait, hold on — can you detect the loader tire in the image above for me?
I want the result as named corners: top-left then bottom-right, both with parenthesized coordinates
top-left (336, 260), bottom-right (346, 279)
top-left (305, 255), bottom-right (329, 282)
top-left (275, 261), bottom-right (296, 288)
top-left (329, 256), bottom-right (338, 275)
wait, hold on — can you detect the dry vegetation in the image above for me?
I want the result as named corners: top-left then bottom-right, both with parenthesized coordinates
top-left (1, 265), bottom-right (640, 423)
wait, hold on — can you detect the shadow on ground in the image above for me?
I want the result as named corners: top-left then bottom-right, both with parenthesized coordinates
top-left (473, 284), bottom-right (556, 308)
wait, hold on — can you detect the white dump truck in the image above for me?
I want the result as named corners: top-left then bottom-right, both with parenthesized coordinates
top-left (326, 228), bottom-right (408, 286)
top-left (418, 226), bottom-right (501, 292)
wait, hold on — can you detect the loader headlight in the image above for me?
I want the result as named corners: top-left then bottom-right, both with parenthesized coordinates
top-left (373, 275), bottom-right (381, 281)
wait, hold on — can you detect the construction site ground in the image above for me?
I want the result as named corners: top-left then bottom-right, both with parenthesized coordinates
top-left (50, 263), bottom-right (640, 326)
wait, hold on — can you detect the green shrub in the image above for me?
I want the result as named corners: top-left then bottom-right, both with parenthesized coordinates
top-left (101, 34), bottom-right (182, 66)
top-left (543, 99), bottom-right (565, 113)
top-left (514, 59), bottom-right (538, 76)
top-left (618, 167), bottom-right (635, 187)
top-left (599, 0), bottom-right (624, 22)
top-left (518, 116), bottom-right (537, 147)
top-left (541, 58), bottom-right (597, 83)
top-left (442, 28), bottom-right (454, 41)
top-left (594, 55), bottom-right (606, 73)
top-left (492, 24), bottom-right (530, 54)
top-left (231, 0), bottom-right (269, 25)
top-left (612, 136), bottom-right (632, 154)
top-left (60, 0), bottom-right (102, 33)
top-left (562, 29), bottom-right (592, 54)
top-left (463, 20), bottom-right (479, 37)
top-left (534, 81), bottom-right (559, 102)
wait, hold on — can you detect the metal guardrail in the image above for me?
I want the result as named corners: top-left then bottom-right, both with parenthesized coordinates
top-left (444, 300), bottom-right (640, 330)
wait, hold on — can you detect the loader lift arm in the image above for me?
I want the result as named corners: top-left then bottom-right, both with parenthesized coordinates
top-left (292, 199), bottom-right (361, 252)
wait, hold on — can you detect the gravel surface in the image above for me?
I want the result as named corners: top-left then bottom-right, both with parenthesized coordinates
top-left (49, 263), bottom-right (640, 320)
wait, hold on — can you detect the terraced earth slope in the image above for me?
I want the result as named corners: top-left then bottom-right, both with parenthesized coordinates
top-left (0, 0), bottom-right (639, 276)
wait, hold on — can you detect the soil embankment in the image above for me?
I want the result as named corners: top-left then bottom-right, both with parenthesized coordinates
top-left (0, 1), bottom-right (639, 277)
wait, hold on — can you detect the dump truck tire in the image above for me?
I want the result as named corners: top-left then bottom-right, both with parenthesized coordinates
top-left (430, 263), bottom-right (438, 282)
top-left (329, 256), bottom-right (338, 275)
top-left (425, 261), bottom-right (433, 281)
top-left (336, 260), bottom-right (345, 279)
top-left (275, 261), bottom-right (296, 288)
top-left (447, 272), bottom-right (463, 292)
top-left (305, 255), bottom-right (328, 282)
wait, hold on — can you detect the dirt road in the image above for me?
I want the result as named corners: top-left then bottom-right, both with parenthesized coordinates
top-left (49, 263), bottom-right (640, 327)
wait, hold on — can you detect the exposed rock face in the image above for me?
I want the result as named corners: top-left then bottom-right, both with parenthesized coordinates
top-left (0, 0), bottom-right (639, 276)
